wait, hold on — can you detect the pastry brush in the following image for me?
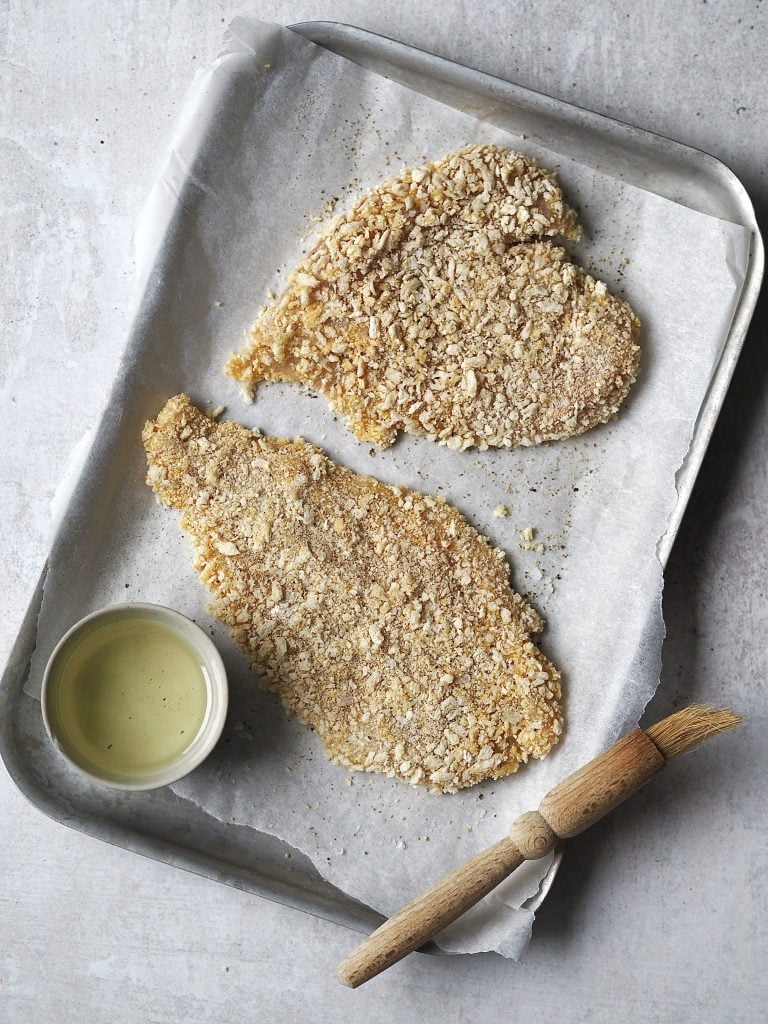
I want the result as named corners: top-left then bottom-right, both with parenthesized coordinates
top-left (337, 704), bottom-right (740, 988)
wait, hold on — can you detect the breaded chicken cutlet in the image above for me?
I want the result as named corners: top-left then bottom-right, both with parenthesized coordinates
top-left (144, 396), bottom-right (563, 792)
top-left (227, 144), bottom-right (640, 450)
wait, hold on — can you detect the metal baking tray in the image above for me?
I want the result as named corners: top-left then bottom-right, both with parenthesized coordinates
top-left (1, 22), bottom-right (762, 941)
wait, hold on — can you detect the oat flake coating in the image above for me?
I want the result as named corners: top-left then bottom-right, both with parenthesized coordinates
top-left (227, 144), bottom-right (639, 450)
top-left (143, 395), bottom-right (563, 792)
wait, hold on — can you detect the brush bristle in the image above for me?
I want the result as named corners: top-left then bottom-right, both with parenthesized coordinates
top-left (645, 704), bottom-right (741, 760)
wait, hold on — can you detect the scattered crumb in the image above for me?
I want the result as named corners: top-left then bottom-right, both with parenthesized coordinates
top-left (493, 504), bottom-right (509, 518)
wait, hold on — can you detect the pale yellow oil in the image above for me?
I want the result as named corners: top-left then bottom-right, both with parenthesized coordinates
top-left (47, 614), bottom-right (209, 778)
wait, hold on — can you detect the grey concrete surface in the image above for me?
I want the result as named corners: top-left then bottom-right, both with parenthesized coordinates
top-left (1, 2), bottom-right (766, 1021)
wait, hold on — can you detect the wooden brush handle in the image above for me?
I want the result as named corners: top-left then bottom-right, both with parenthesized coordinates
top-left (338, 729), bottom-right (665, 988)
top-left (540, 728), bottom-right (665, 837)
top-left (337, 834), bottom-right (527, 988)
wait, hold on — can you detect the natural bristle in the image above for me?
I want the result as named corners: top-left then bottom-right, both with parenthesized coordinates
top-left (645, 704), bottom-right (741, 760)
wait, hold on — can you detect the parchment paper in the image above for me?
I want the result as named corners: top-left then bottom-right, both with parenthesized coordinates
top-left (27, 18), bottom-right (751, 957)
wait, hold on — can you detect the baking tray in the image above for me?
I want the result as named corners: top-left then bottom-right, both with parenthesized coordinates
top-left (1, 22), bottom-right (763, 940)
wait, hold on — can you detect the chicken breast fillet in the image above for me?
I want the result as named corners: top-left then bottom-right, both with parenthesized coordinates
top-left (143, 395), bottom-right (563, 792)
top-left (227, 144), bottom-right (639, 450)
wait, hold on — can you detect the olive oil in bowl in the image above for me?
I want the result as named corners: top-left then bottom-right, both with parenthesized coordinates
top-left (42, 604), bottom-right (228, 789)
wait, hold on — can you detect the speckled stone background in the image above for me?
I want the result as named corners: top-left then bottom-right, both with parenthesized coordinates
top-left (1, 2), bottom-right (766, 1021)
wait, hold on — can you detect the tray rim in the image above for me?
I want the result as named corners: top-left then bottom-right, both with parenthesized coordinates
top-left (1, 18), bottom-right (763, 942)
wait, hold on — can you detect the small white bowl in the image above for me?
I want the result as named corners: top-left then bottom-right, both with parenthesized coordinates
top-left (41, 603), bottom-right (228, 791)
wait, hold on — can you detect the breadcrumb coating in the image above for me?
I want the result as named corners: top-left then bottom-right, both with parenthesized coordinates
top-left (143, 395), bottom-right (563, 792)
top-left (227, 144), bottom-right (639, 450)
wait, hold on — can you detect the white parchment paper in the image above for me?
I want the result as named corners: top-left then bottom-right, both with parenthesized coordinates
top-left (28, 18), bottom-right (750, 957)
